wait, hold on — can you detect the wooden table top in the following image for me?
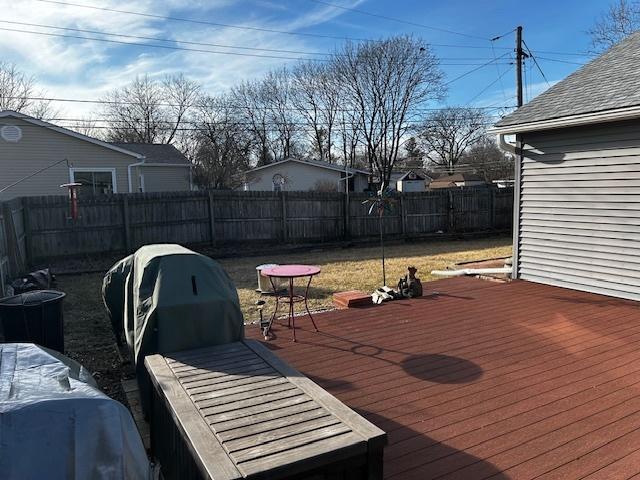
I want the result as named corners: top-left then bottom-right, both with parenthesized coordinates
top-left (146, 340), bottom-right (386, 480)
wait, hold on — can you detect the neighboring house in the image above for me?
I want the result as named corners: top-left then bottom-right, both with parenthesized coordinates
top-left (492, 30), bottom-right (640, 301)
top-left (395, 170), bottom-right (430, 192)
top-left (428, 173), bottom-right (487, 189)
top-left (0, 111), bottom-right (192, 200)
top-left (242, 158), bottom-right (370, 192)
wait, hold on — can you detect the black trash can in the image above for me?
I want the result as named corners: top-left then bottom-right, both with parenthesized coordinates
top-left (0, 290), bottom-right (66, 353)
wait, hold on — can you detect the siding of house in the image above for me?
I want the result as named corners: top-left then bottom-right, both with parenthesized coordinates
top-left (245, 161), bottom-right (368, 192)
top-left (138, 165), bottom-right (191, 192)
top-left (397, 179), bottom-right (425, 192)
top-left (517, 119), bottom-right (640, 301)
top-left (0, 117), bottom-right (139, 200)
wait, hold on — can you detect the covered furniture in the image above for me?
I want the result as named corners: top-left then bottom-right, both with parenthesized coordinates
top-left (0, 343), bottom-right (150, 480)
top-left (146, 340), bottom-right (386, 480)
top-left (103, 244), bottom-right (244, 412)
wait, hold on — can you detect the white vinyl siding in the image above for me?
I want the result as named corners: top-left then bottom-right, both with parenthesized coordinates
top-left (517, 120), bottom-right (640, 301)
top-left (137, 165), bottom-right (191, 192)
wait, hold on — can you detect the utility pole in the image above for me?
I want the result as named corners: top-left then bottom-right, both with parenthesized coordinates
top-left (515, 25), bottom-right (528, 107)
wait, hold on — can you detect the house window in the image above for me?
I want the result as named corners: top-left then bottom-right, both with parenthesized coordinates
top-left (70, 168), bottom-right (117, 196)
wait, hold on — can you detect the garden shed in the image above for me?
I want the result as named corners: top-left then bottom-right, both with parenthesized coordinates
top-left (493, 31), bottom-right (640, 301)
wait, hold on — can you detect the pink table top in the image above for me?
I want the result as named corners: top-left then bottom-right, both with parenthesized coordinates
top-left (261, 264), bottom-right (321, 278)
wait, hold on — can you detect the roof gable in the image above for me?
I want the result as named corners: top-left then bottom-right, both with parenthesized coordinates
top-left (495, 31), bottom-right (640, 129)
top-left (0, 110), bottom-right (143, 158)
top-left (397, 170), bottom-right (427, 181)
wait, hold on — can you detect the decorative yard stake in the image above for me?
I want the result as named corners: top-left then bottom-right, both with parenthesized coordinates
top-left (363, 186), bottom-right (396, 286)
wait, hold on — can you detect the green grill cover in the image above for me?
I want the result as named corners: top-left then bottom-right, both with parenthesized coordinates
top-left (104, 244), bottom-right (244, 412)
top-left (123, 244), bottom-right (244, 366)
top-left (102, 254), bottom-right (133, 345)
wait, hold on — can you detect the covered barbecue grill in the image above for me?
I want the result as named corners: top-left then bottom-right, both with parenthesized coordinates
top-left (103, 244), bottom-right (245, 411)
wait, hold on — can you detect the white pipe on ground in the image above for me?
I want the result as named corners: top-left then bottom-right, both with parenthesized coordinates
top-left (431, 267), bottom-right (513, 277)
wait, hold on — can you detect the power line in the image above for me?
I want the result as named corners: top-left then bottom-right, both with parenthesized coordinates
top-left (444, 53), bottom-right (513, 85)
top-left (529, 49), bottom-right (596, 57)
top-left (0, 26), bottom-right (329, 61)
top-left (26, 0), bottom-right (597, 60)
top-left (490, 38), bottom-right (508, 103)
top-left (4, 95), bottom-right (515, 111)
top-left (536, 56), bottom-right (587, 66)
top-left (0, 19), bottom-right (332, 57)
top-left (6, 18), bottom-right (514, 61)
top-left (0, 25), bottom-right (516, 65)
top-left (307, 0), bottom-right (489, 41)
top-left (466, 65), bottom-right (514, 105)
top-left (30, 0), bottom-right (372, 43)
top-left (522, 40), bottom-right (551, 88)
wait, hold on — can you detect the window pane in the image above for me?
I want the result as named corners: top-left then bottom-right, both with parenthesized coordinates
top-left (73, 170), bottom-right (114, 196)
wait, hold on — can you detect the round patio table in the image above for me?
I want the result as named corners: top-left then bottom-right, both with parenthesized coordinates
top-left (261, 264), bottom-right (320, 342)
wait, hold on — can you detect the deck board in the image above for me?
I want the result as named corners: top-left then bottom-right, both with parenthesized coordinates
top-left (248, 277), bottom-right (640, 479)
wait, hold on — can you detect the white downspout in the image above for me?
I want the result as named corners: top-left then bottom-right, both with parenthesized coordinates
top-left (497, 134), bottom-right (517, 154)
top-left (127, 157), bottom-right (145, 193)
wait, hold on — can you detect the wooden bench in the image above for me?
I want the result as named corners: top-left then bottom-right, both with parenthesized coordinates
top-left (145, 340), bottom-right (386, 480)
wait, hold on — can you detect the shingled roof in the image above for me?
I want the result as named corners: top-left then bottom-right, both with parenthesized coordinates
top-left (109, 143), bottom-right (189, 164)
top-left (494, 31), bottom-right (640, 129)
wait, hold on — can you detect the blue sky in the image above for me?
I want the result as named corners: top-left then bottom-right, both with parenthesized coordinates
top-left (0, 0), bottom-right (610, 118)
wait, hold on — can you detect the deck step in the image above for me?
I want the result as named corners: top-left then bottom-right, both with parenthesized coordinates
top-left (333, 290), bottom-right (372, 309)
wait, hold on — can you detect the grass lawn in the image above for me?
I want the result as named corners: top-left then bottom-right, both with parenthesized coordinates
top-left (226, 236), bottom-right (512, 322)
top-left (56, 235), bottom-right (511, 400)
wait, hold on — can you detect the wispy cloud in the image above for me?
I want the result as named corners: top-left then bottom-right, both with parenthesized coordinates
top-left (0, 0), bottom-right (366, 116)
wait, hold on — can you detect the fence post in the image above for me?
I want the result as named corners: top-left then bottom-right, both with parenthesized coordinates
top-left (281, 191), bottom-right (288, 242)
top-left (447, 190), bottom-right (455, 233)
top-left (344, 192), bottom-right (351, 240)
top-left (2, 202), bottom-right (22, 275)
top-left (21, 199), bottom-right (32, 268)
top-left (489, 187), bottom-right (495, 230)
top-left (208, 190), bottom-right (216, 247)
top-left (122, 195), bottom-right (131, 252)
top-left (399, 194), bottom-right (407, 239)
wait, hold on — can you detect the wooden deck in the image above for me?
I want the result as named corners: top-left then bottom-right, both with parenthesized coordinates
top-left (248, 277), bottom-right (640, 480)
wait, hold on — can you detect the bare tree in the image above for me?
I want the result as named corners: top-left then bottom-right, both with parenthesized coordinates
top-left (459, 136), bottom-right (514, 181)
top-left (588, 0), bottom-right (640, 52)
top-left (69, 117), bottom-right (104, 139)
top-left (232, 79), bottom-right (273, 165)
top-left (292, 61), bottom-right (339, 162)
top-left (102, 74), bottom-right (200, 144)
top-left (333, 36), bottom-right (445, 189)
top-left (191, 95), bottom-right (252, 189)
top-left (0, 61), bottom-right (56, 118)
top-left (419, 107), bottom-right (488, 174)
top-left (262, 68), bottom-right (299, 160)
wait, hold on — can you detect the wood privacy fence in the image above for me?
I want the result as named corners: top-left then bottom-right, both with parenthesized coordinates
top-left (4, 187), bottom-right (513, 264)
top-left (0, 198), bottom-right (27, 295)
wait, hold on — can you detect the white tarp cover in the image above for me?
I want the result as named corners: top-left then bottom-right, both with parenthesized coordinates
top-left (0, 343), bottom-right (150, 480)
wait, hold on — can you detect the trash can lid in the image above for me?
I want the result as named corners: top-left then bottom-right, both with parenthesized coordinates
top-left (256, 264), bottom-right (278, 271)
top-left (0, 290), bottom-right (66, 306)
